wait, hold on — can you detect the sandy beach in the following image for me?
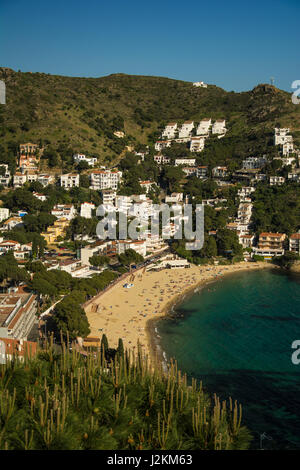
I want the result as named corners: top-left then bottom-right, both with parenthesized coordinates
top-left (84, 261), bottom-right (272, 361)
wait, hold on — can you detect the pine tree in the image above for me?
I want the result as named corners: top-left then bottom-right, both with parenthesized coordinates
top-left (101, 334), bottom-right (109, 353)
top-left (117, 338), bottom-right (124, 357)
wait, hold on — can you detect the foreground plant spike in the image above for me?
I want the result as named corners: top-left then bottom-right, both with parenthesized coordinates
top-left (0, 339), bottom-right (251, 450)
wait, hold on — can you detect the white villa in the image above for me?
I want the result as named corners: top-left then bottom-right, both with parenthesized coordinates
top-left (178, 121), bottom-right (194, 138)
top-left (73, 153), bottom-right (97, 166)
top-left (162, 122), bottom-right (177, 140)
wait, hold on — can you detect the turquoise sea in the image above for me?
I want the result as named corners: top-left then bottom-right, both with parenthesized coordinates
top-left (156, 269), bottom-right (300, 450)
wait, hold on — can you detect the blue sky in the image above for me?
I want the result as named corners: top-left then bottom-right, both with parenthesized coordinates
top-left (1, 0), bottom-right (299, 92)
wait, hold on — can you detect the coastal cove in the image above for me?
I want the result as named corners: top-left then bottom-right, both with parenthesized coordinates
top-left (156, 268), bottom-right (300, 450)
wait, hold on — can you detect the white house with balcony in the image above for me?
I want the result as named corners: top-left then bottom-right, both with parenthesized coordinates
top-left (51, 204), bottom-right (76, 220)
top-left (212, 166), bottom-right (228, 178)
top-left (190, 136), bottom-right (205, 152)
top-left (196, 166), bottom-right (208, 179)
top-left (269, 176), bottom-right (285, 186)
top-left (212, 120), bottom-right (226, 136)
top-left (73, 153), bottom-right (97, 166)
top-left (90, 169), bottom-right (122, 191)
top-left (196, 118), bottom-right (211, 135)
top-left (242, 156), bottom-right (267, 170)
top-left (274, 128), bottom-right (293, 146)
top-left (175, 158), bottom-right (196, 167)
top-left (80, 202), bottom-right (95, 218)
top-left (178, 121), bottom-right (194, 138)
top-left (162, 122), bottom-right (177, 140)
top-left (60, 173), bottom-right (79, 189)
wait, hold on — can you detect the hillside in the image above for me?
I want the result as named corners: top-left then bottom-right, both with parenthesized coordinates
top-left (1, 67), bottom-right (300, 166)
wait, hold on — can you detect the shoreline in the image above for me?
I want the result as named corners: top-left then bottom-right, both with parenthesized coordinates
top-left (85, 261), bottom-right (274, 364)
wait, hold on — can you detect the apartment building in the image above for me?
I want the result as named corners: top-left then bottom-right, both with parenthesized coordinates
top-left (80, 202), bottom-right (95, 218)
top-left (153, 155), bottom-right (170, 164)
top-left (212, 120), bottom-right (226, 135)
top-left (289, 233), bottom-right (300, 254)
top-left (0, 208), bottom-right (10, 222)
top-left (212, 166), bottom-right (228, 178)
top-left (178, 121), bottom-right (194, 138)
top-left (60, 173), bottom-right (80, 189)
top-left (254, 232), bottom-right (286, 258)
top-left (269, 176), bottom-right (285, 186)
top-left (51, 204), bottom-right (76, 220)
top-left (196, 118), bottom-right (211, 135)
top-left (154, 140), bottom-right (172, 152)
top-left (0, 292), bottom-right (37, 341)
top-left (242, 156), bottom-right (267, 170)
top-left (90, 169), bottom-right (122, 191)
top-left (0, 164), bottom-right (11, 187)
top-left (274, 128), bottom-right (293, 146)
top-left (102, 190), bottom-right (116, 207)
top-left (190, 137), bottom-right (205, 152)
top-left (175, 158), bottom-right (196, 167)
top-left (162, 122), bottom-right (177, 140)
top-left (37, 174), bottom-right (55, 187)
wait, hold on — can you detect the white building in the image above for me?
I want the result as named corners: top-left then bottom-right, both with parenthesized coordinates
top-left (165, 193), bottom-right (183, 204)
top-left (102, 190), bottom-right (117, 206)
top-left (153, 155), bottom-right (170, 165)
top-left (178, 121), bottom-right (194, 139)
top-left (1, 217), bottom-right (23, 231)
top-left (242, 156), bottom-right (267, 170)
top-left (212, 120), bottom-right (226, 135)
top-left (80, 202), bottom-right (95, 219)
top-left (0, 165), bottom-right (11, 187)
top-left (162, 122), bottom-right (177, 140)
top-left (289, 233), bottom-right (300, 254)
top-left (37, 174), bottom-right (55, 187)
top-left (13, 173), bottom-right (27, 188)
top-left (274, 128), bottom-right (293, 146)
top-left (60, 173), bottom-right (80, 189)
top-left (193, 81), bottom-right (207, 88)
top-left (182, 167), bottom-right (198, 177)
top-left (196, 166), bottom-right (208, 179)
top-left (73, 153), bottom-right (97, 166)
top-left (269, 176), bottom-right (285, 186)
top-left (282, 141), bottom-right (294, 156)
top-left (190, 137), bottom-right (205, 152)
top-left (196, 118), bottom-right (211, 136)
top-left (175, 158), bottom-right (196, 167)
top-left (117, 240), bottom-right (147, 258)
top-left (51, 204), bottom-right (76, 220)
top-left (212, 166), bottom-right (228, 178)
top-left (140, 181), bottom-right (155, 193)
top-left (0, 208), bottom-right (10, 222)
top-left (288, 172), bottom-right (300, 183)
top-left (90, 169), bottom-right (122, 191)
top-left (32, 192), bottom-right (47, 202)
top-left (238, 187), bottom-right (255, 201)
top-left (155, 140), bottom-right (172, 152)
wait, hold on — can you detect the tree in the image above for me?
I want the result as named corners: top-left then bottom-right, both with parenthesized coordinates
top-left (89, 255), bottom-right (109, 267)
top-left (101, 334), bottom-right (109, 354)
top-left (117, 338), bottom-right (124, 357)
top-left (54, 297), bottom-right (90, 340)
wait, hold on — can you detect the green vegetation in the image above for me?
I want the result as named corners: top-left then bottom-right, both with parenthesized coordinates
top-left (252, 183), bottom-right (300, 234)
top-left (1, 67), bottom-right (300, 168)
top-left (0, 341), bottom-right (251, 450)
